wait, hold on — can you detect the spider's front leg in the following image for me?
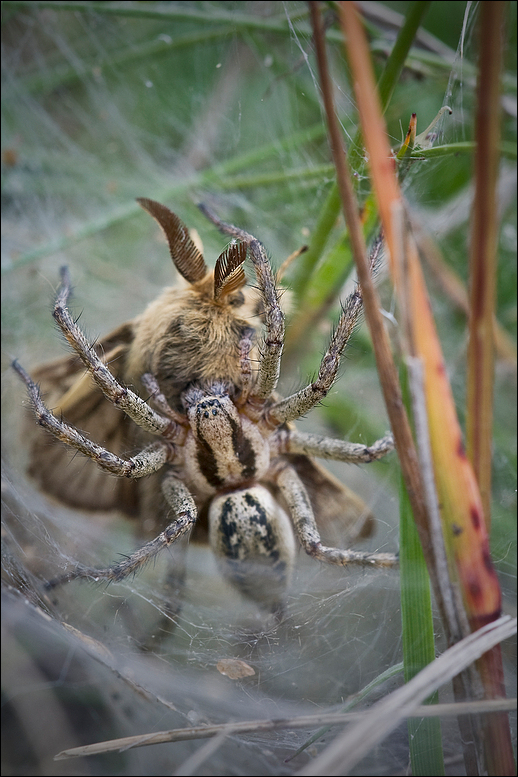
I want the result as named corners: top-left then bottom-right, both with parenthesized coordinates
top-left (273, 461), bottom-right (398, 568)
top-left (198, 204), bottom-right (285, 400)
top-left (12, 360), bottom-right (173, 478)
top-left (266, 238), bottom-right (384, 426)
top-left (52, 266), bottom-right (178, 438)
top-left (46, 471), bottom-right (197, 588)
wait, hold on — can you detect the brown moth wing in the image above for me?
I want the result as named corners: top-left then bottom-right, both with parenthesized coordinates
top-left (282, 454), bottom-right (375, 545)
top-left (26, 322), bottom-right (143, 515)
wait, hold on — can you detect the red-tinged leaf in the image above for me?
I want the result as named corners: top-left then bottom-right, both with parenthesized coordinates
top-left (406, 239), bottom-right (502, 627)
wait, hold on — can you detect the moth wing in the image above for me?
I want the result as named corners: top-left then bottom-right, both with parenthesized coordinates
top-left (26, 322), bottom-right (142, 515)
top-left (284, 454), bottom-right (375, 545)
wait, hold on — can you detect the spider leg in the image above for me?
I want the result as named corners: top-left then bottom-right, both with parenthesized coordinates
top-left (198, 204), bottom-right (284, 399)
top-left (153, 543), bottom-right (187, 630)
top-left (274, 462), bottom-right (398, 567)
top-left (267, 237), bottom-right (384, 426)
top-left (274, 428), bottom-right (394, 463)
top-left (267, 285), bottom-right (364, 425)
top-left (141, 372), bottom-right (186, 424)
top-left (52, 267), bottom-right (180, 438)
top-left (45, 471), bottom-right (197, 588)
top-left (235, 326), bottom-right (255, 408)
top-left (13, 360), bottom-right (172, 477)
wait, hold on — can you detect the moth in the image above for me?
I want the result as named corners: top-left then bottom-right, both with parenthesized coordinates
top-left (14, 199), bottom-right (396, 623)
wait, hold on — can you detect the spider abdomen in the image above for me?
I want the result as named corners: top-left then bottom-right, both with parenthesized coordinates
top-left (208, 485), bottom-right (296, 612)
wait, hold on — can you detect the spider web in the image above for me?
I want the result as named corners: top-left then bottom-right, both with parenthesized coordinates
top-left (2, 3), bottom-right (516, 775)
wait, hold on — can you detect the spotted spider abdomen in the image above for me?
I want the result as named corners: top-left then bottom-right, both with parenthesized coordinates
top-left (208, 485), bottom-right (296, 613)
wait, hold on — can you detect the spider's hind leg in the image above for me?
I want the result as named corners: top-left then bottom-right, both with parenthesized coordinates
top-left (277, 428), bottom-right (394, 464)
top-left (45, 472), bottom-right (197, 588)
top-left (274, 461), bottom-right (398, 568)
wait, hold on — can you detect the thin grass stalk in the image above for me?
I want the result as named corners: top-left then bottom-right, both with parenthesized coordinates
top-left (466, 1), bottom-right (505, 531)
top-left (45, 674), bottom-right (516, 761)
top-left (410, 217), bottom-right (517, 367)
top-left (466, 4), bottom-right (514, 773)
top-left (400, 356), bottom-right (453, 774)
top-left (389, 124), bottom-right (446, 775)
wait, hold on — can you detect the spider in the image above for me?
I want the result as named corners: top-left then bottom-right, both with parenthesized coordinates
top-left (13, 202), bottom-right (397, 619)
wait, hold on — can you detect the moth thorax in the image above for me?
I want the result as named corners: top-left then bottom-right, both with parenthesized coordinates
top-left (208, 486), bottom-right (296, 612)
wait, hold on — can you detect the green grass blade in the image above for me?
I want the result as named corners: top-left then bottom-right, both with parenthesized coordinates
top-left (290, 0), bottom-right (434, 311)
top-left (400, 474), bottom-right (445, 775)
top-left (400, 367), bottom-right (445, 776)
